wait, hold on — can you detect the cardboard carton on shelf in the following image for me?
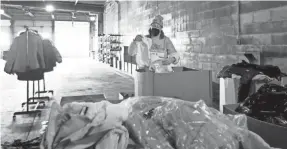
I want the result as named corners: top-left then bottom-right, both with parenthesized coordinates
top-left (223, 104), bottom-right (287, 149)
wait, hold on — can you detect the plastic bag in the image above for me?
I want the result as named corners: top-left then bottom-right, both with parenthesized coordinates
top-left (120, 96), bottom-right (275, 149)
top-left (150, 59), bottom-right (173, 73)
top-left (128, 38), bottom-right (150, 68)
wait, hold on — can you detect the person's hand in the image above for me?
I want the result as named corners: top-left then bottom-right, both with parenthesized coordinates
top-left (162, 57), bottom-right (176, 65)
top-left (134, 35), bottom-right (143, 42)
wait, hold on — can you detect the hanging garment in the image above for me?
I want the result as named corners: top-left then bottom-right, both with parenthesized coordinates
top-left (42, 39), bottom-right (62, 72)
top-left (4, 31), bottom-right (46, 74)
top-left (41, 101), bottom-right (129, 149)
top-left (121, 96), bottom-right (275, 149)
top-left (217, 60), bottom-right (284, 102)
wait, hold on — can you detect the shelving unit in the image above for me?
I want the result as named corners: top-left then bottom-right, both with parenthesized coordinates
top-left (98, 34), bottom-right (138, 75)
top-left (98, 34), bottom-right (122, 67)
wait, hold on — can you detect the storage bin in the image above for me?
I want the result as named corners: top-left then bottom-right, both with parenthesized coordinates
top-left (223, 104), bottom-right (287, 149)
top-left (135, 67), bottom-right (213, 106)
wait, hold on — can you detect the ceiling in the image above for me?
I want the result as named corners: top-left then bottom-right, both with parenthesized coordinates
top-left (0, 0), bottom-right (106, 21)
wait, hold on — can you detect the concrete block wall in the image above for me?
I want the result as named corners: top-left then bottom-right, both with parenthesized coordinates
top-left (105, 1), bottom-right (287, 83)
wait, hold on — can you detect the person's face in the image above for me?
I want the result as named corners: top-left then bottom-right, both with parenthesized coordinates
top-left (150, 28), bottom-right (161, 37)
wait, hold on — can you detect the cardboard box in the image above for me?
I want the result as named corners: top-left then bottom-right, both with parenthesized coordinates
top-left (223, 104), bottom-right (287, 149)
top-left (135, 67), bottom-right (213, 106)
top-left (219, 78), bottom-right (240, 112)
top-left (220, 76), bottom-right (281, 112)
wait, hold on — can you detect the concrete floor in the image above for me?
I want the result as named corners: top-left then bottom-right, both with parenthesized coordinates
top-left (0, 58), bottom-right (134, 143)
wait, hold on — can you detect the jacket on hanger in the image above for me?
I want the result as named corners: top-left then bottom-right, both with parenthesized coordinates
top-left (4, 31), bottom-right (46, 74)
top-left (42, 39), bottom-right (62, 72)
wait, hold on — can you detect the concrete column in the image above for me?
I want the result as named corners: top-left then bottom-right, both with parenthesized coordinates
top-left (98, 13), bottom-right (104, 35)
top-left (51, 20), bottom-right (55, 43)
top-left (10, 20), bottom-right (15, 40)
top-left (89, 21), bottom-right (97, 58)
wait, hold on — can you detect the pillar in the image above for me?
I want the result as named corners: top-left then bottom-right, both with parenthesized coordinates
top-left (51, 20), bottom-right (55, 43)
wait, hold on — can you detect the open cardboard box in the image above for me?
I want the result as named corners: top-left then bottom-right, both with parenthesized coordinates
top-left (135, 67), bottom-right (213, 106)
top-left (223, 104), bottom-right (287, 149)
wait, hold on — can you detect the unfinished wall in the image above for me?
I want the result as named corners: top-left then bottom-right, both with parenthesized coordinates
top-left (104, 1), bottom-right (287, 82)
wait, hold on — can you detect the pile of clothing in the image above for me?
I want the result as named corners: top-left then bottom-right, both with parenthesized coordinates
top-left (41, 97), bottom-right (276, 149)
top-left (236, 84), bottom-right (287, 127)
top-left (41, 100), bottom-right (129, 149)
top-left (4, 29), bottom-right (62, 80)
top-left (217, 60), bottom-right (286, 103)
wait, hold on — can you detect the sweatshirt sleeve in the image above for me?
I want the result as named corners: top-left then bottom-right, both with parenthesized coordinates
top-left (53, 46), bottom-right (62, 63)
top-left (48, 39), bottom-right (62, 63)
top-left (165, 37), bottom-right (180, 64)
top-left (37, 36), bottom-right (46, 69)
top-left (4, 37), bottom-right (18, 74)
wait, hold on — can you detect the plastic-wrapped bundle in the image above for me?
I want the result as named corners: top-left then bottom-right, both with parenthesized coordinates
top-left (150, 59), bottom-right (173, 73)
top-left (121, 96), bottom-right (275, 149)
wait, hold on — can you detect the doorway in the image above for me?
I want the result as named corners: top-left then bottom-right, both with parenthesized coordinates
top-left (55, 21), bottom-right (90, 58)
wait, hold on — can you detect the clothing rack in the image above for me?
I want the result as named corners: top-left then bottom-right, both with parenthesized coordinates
top-left (13, 80), bottom-right (45, 120)
top-left (13, 27), bottom-right (50, 120)
top-left (21, 79), bottom-right (50, 108)
top-left (34, 75), bottom-right (54, 96)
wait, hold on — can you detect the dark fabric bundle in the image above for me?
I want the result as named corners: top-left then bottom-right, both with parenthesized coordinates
top-left (217, 60), bottom-right (284, 102)
top-left (236, 84), bottom-right (287, 127)
top-left (16, 69), bottom-right (44, 81)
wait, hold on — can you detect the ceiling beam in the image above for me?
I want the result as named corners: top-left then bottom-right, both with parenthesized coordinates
top-left (1, 1), bottom-right (104, 13)
top-left (1, 14), bottom-right (91, 22)
top-left (3, 7), bottom-right (104, 22)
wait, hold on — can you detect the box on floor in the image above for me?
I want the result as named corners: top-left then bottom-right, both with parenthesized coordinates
top-left (223, 104), bottom-right (287, 149)
top-left (219, 77), bottom-right (282, 112)
top-left (134, 67), bottom-right (213, 106)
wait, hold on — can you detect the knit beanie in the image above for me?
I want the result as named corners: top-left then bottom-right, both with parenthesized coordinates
top-left (150, 15), bottom-right (164, 30)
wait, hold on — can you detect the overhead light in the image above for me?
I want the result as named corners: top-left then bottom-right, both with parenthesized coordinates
top-left (0, 9), bottom-right (4, 15)
top-left (90, 16), bottom-right (96, 21)
top-left (46, 5), bottom-right (54, 12)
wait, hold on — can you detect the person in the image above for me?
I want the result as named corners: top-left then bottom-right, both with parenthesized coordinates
top-left (132, 15), bottom-right (180, 71)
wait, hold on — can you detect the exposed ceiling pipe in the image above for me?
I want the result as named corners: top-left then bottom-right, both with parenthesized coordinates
top-left (0, 11), bottom-right (12, 19)
top-left (25, 11), bottom-right (35, 17)
top-left (23, 7), bottom-right (35, 17)
top-left (1, 1), bottom-right (104, 13)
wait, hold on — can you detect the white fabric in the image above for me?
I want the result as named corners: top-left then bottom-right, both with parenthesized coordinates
top-left (41, 101), bottom-right (129, 149)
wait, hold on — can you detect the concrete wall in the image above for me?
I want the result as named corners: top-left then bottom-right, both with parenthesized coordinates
top-left (104, 1), bottom-right (287, 82)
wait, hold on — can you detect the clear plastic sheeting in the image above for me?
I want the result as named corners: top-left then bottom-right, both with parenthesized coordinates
top-left (121, 96), bottom-right (277, 149)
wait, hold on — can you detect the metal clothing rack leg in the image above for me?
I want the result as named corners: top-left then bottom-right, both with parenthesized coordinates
top-left (22, 80), bottom-right (50, 108)
top-left (35, 75), bottom-right (54, 96)
top-left (13, 81), bottom-right (42, 120)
